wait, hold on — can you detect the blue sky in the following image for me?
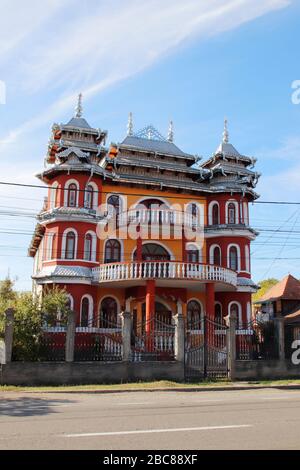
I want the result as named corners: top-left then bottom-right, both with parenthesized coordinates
top-left (0, 0), bottom-right (300, 290)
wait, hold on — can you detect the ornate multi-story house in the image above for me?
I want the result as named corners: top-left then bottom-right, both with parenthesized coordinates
top-left (29, 96), bottom-right (260, 335)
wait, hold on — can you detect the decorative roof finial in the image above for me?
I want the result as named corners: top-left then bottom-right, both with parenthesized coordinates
top-left (223, 118), bottom-right (229, 144)
top-left (167, 120), bottom-right (174, 142)
top-left (75, 93), bottom-right (83, 118)
top-left (127, 112), bottom-right (133, 136)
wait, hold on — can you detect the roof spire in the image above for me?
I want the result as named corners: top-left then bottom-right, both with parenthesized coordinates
top-left (167, 120), bottom-right (174, 142)
top-left (223, 118), bottom-right (229, 144)
top-left (127, 112), bottom-right (133, 136)
top-left (75, 93), bottom-right (83, 118)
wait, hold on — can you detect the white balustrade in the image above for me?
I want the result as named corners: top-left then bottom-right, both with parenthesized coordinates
top-left (92, 262), bottom-right (237, 286)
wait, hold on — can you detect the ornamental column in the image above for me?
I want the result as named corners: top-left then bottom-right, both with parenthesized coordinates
top-left (205, 283), bottom-right (215, 318)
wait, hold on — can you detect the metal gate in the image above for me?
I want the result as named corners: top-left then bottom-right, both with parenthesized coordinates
top-left (185, 317), bottom-right (228, 380)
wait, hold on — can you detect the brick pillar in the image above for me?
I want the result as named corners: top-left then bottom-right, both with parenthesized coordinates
top-left (65, 311), bottom-right (76, 362)
top-left (121, 311), bottom-right (132, 362)
top-left (205, 283), bottom-right (215, 318)
top-left (4, 308), bottom-right (14, 363)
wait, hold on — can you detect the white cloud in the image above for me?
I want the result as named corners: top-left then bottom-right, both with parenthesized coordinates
top-left (0, 0), bottom-right (291, 150)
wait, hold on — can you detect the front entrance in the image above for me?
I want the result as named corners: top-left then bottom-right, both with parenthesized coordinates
top-left (185, 316), bottom-right (228, 380)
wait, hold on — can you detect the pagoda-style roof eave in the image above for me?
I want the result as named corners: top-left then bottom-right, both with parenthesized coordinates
top-left (109, 157), bottom-right (202, 175)
top-left (118, 144), bottom-right (196, 162)
top-left (36, 163), bottom-right (110, 183)
top-left (108, 173), bottom-right (260, 198)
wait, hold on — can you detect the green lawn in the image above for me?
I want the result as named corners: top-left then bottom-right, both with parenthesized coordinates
top-left (1, 379), bottom-right (300, 392)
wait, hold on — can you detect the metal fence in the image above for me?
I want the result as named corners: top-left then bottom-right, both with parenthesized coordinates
top-left (74, 316), bottom-right (123, 362)
top-left (131, 318), bottom-right (175, 362)
top-left (236, 319), bottom-right (279, 360)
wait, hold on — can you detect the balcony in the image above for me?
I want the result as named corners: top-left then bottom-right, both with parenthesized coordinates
top-left (118, 209), bottom-right (198, 228)
top-left (92, 261), bottom-right (237, 288)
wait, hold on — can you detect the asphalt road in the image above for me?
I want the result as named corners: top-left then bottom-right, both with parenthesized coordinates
top-left (1, 388), bottom-right (300, 450)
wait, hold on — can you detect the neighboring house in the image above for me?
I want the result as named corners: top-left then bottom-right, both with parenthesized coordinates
top-left (28, 96), bottom-right (259, 332)
top-left (254, 274), bottom-right (300, 322)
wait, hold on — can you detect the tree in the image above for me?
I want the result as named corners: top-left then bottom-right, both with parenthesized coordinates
top-left (252, 278), bottom-right (279, 303)
top-left (0, 279), bottom-right (71, 360)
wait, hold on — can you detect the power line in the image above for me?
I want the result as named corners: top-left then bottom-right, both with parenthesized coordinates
top-left (1, 180), bottom-right (300, 205)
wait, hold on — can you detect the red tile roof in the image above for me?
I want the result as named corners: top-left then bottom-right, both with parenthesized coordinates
top-left (257, 275), bottom-right (300, 303)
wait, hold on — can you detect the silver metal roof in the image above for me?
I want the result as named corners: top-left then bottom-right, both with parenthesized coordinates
top-left (120, 135), bottom-right (194, 158)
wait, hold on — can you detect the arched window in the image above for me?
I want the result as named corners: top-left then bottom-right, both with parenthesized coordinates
top-left (66, 295), bottom-right (74, 311)
top-left (104, 239), bottom-right (121, 263)
top-left (84, 184), bottom-right (94, 209)
top-left (245, 245), bottom-right (250, 272)
top-left (67, 183), bottom-right (77, 207)
top-left (228, 202), bottom-right (236, 225)
top-left (133, 243), bottom-right (171, 261)
top-left (65, 231), bottom-right (76, 259)
top-left (230, 302), bottom-right (241, 326)
top-left (186, 245), bottom-right (200, 263)
top-left (84, 234), bottom-right (93, 261)
top-left (80, 297), bottom-right (90, 327)
top-left (187, 300), bottom-right (202, 330)
top-left (213, 246), bottom-right (221, 266)
top-left (49, 182), bottom-right (59, 210)
top-left (229, 246), bottom-right (238, 271)
top-left (107, 195), bottom-right (121, 225)
top-left (46, 233), bottom-right (55, 260)
top-left (100, 297), bottom-right (118, 327)
top-left (215, 303), bottom-right (222, 324)
top-left (212, 203), bottom-right (220, 225)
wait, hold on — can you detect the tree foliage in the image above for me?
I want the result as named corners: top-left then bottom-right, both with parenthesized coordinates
top-left (0, 279), bottom-right (71, 360)
top-left (252, 278), bottom-right (279, 303)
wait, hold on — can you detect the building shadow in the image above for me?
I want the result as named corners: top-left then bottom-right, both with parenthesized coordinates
top-left (0, 396), bottom-right (75, 417)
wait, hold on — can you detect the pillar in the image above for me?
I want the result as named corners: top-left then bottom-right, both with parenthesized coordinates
top-left (275, 317), bottom-right (285, 362)
top-left (65, 310), bottom-right (76, 362)
top-left (205, 283), bottom-right (215, 318)
top-left (145, 280), bottom-right (155, 335)
top-left (137, 225), bottom-right (142, 262)
top-left (182, 227), bottom-right (186, 262)
top-left (226, 310), bottom-right (237, 380)
top-left (4, 308), bottom-right (14, 363)
top-left (121, 311), bottom-right (132, 362)
top-left (174, 301), bottom-right (185, 362)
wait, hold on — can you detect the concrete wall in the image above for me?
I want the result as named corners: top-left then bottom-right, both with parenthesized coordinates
top-left (0, 361), bottom-right (184, 386)
top-left (235, 360), bottom-right (300, 380)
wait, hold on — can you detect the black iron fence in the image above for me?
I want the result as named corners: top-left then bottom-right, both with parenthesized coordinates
top-left (74, 315), bottom-right (123, 361)
top-left (236, 319), bottom-right (279, 360)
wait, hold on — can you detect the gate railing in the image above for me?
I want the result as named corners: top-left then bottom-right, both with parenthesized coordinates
top-left (185, 317), bottom-right (228, 380)
top-left (236, 319), bottom-right (279, 360)
top-left (131, 318), bottom-right (175, 362)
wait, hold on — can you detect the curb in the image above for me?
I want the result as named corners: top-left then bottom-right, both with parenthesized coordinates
top-left (3, 383), bottom-right (300, 394)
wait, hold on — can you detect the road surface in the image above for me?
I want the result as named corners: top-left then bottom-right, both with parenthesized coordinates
top-left (0, 388), bottom-right (300, 449)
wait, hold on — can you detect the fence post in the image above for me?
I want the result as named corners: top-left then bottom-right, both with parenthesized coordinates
top-left (121, 311), bottom-right (132, 362)
top-left (275, 317), bottom-right (285, 362)
top-left (65, 311), bottom-right (76, 362)
top-left (226, 311), bottom-right (237, 380)
top-left (4, 308), bottom-right (14, 363)
top-left (174, 303), bottom-right (185, 362)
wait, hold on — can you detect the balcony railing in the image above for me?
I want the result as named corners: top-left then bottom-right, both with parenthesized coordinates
top-left (118, 209), bottom-right (199, 228)
top-left (92, 262), bottom-right (237, 286)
